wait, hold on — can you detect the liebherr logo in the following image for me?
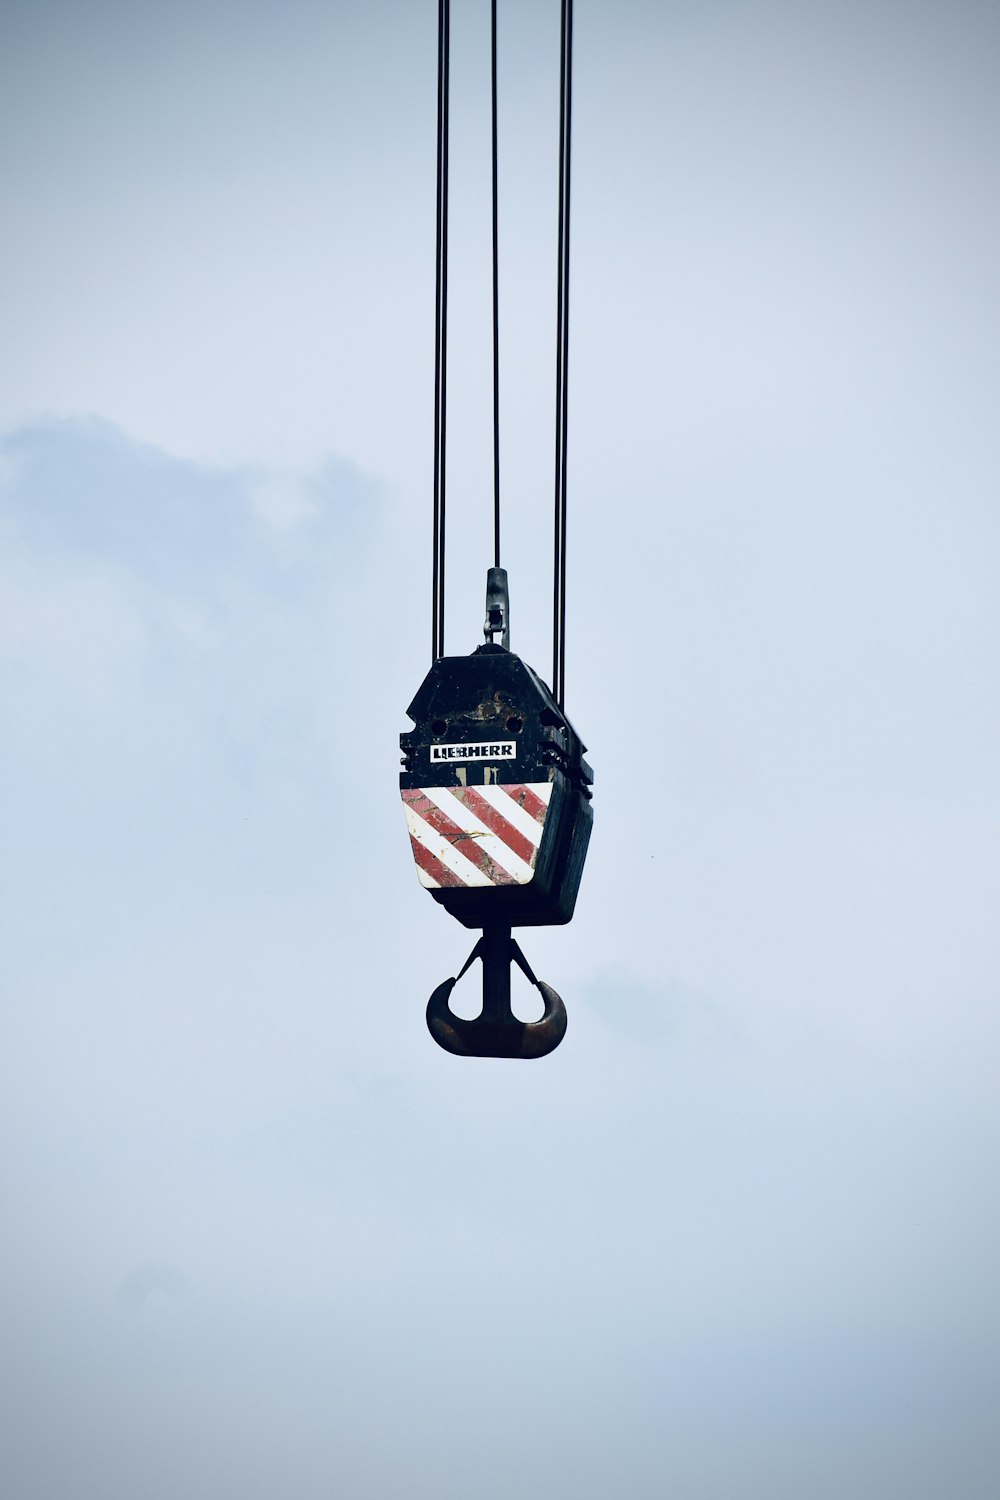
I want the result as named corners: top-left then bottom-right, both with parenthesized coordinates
top-left (429, 740), bottom-right (517, 764)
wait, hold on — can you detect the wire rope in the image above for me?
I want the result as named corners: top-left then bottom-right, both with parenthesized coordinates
top-left (432, 0), bottom-right (450, 662)
top-left (552, 0), bottom-right (573, 708)
top-left (432, 0), bottom-right (573, 686)
top-left (491, 0), bottom-right (501, 569)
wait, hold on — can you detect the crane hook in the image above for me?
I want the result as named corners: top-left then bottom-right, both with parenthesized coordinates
top-left (426, 923), bottom-right (567, 1059)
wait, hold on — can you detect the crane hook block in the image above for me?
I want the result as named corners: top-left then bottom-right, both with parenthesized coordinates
top-left (400, 571), bottom-right (592, 1056)
top-left (400, 581), bottom-right (593, 932)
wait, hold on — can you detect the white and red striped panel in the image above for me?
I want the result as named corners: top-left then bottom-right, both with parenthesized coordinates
top-left (401, 782), bottom-right (553, 889)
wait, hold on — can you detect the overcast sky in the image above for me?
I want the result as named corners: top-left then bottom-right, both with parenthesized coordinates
top-left (2, 2), bottom-right (999, 1497)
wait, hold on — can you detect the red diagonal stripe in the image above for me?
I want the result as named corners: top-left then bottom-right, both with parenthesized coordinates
top-left (403, 788), bottom-right (477, 859)
top-left (401, 788), bottom-right (516, 885)
top-left (496, 783), bottom-right (549, 823)
top-left (408, 833), bottom-right (464, 888)
top-left (453, 786), bottom-right (537, 866)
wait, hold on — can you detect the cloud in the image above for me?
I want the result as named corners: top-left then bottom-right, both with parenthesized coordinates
top-left (2, 3), bottom-right (1000, 1493)
top-left (116, 1262), bottom-right (187, 1313)
top-left (0, 419), bottom-right (380, 770)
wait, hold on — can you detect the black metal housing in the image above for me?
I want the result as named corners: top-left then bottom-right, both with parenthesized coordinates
top-left (401, 644), bottom-right (593, 928)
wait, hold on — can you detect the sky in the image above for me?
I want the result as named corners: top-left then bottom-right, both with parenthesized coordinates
top-left (1, 1), bottom-right (999, 1496)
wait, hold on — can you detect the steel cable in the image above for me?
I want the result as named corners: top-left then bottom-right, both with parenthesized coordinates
top-left (552, 0), bottom-right (573, 707)
top-left (491, 0), bottom-right (501, 570)
top-left (432, 0), bottom-right (572, 683)
top-left (432, 0), bottom-right (450, 662)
